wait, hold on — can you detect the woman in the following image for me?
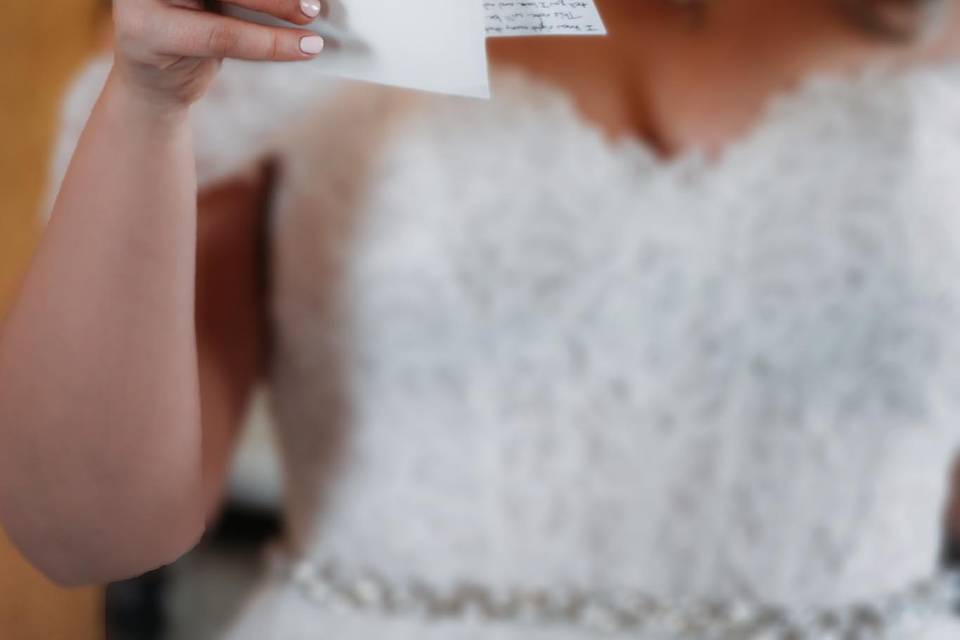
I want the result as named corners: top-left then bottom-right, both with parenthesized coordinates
top-left (3, 0), bottom-right (960, 636)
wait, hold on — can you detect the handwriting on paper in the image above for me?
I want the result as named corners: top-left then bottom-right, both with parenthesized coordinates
top-left (484, 0), bottom-right (607, 37)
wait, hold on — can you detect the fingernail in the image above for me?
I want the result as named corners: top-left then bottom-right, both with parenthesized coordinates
top-left (300, 0), bottom-right (321, 18)
top-left (299, 35), bottom-right (325, 55)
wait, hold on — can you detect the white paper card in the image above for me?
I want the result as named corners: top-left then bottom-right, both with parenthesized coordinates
top-left (485, 0), bottom-right (607, 37)
top-left (226, 0), bottom-right (490, 98)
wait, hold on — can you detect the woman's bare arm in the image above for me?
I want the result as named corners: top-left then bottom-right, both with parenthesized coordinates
top-left (0, 0), bottom-right (322, 586)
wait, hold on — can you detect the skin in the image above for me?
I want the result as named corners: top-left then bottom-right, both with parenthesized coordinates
top-left (0, 0), bottom-right (957, 587)
top-left (0, 0), bottom-right (323, 586)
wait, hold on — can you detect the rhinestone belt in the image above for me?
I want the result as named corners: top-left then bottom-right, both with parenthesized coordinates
top-left (267, 549), bottom-right (960, 637)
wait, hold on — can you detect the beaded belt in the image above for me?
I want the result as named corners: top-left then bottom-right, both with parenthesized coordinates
top-left (266, 549), bottom-right (960, 637)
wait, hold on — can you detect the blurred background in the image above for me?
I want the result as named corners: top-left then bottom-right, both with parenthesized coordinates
top-left (0, 3), bottom-right (286, 638)
top-left (0, 3), bottom-right (107, 639)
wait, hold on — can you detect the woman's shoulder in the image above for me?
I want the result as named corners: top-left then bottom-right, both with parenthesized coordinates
top-left (47, 55), bottom-right (374, 206)
top-left (48, 57), bottom-right (564, 197)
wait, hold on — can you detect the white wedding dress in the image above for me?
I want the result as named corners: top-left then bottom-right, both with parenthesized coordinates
top-left (52, 55), bottom-right (960, 638)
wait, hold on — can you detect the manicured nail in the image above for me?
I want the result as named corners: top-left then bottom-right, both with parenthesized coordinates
top-left (299, 35), bottom-right (325, 55)
top-left (300, 0), bottom-right (321, 18)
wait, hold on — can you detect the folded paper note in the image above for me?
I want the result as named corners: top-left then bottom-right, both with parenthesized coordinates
top-left (227, 0), bottom-right (605, 98)
top-left (227, 1), bottom-right (491, 97)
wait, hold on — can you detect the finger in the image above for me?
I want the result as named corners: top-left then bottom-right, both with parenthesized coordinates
top-left (217, 0), bottom-right (323, 26)
top-left (160, 9), bottom-right (324, 60)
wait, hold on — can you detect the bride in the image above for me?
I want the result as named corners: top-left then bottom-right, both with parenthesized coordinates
top-left (3, 0), bottom-right (960, 637)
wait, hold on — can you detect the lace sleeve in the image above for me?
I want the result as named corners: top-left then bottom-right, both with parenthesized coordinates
top-left (44, 55), bottom-right (343, 222)
top-left (44, 56), bottom-right (111, 222)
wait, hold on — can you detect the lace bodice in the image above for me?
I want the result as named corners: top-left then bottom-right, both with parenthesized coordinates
top-left (52, 57), bottom-right (960, 636)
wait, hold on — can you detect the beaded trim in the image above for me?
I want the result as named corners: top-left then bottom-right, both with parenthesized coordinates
top-left (268, 551), bottom-right (960, 637)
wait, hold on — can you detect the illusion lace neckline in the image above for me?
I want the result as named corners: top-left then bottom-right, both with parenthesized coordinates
top-left (485, 57), bottom-right (939, 175)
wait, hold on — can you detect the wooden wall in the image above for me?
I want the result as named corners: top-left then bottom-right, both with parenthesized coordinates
top-left (0, 1), bottom-right (107, 638)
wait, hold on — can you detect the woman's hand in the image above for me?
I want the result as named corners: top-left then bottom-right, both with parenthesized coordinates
top-left (112, 0), bottom-right (326, 111)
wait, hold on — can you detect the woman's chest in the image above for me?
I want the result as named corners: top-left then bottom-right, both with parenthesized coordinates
top-left (265, 86), bottom-right (960, 603)
top-left (275, 86), bottom-right (960, 418)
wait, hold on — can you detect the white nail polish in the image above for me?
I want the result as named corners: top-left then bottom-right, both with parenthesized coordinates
top-left (299, 35), bottom-right (325, 55)
top-left (300, 0), bottom-right (321, 18)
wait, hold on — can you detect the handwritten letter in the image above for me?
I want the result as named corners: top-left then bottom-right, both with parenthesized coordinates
top-left (485, 0), bottom-right (607, 37)
top-left (227, 0), bottom-right (608, 97)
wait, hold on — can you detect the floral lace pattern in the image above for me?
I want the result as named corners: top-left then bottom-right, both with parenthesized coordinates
top-left (50, 57), bottom-right (960, 638)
